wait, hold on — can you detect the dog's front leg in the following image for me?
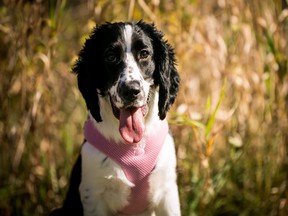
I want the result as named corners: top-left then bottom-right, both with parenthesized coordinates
top-left (154, 182), bottom-right (181, 216)
top-left (80, 143), bottom-right (110, 216)
top-left (150, 135), bottom-right (181, 216)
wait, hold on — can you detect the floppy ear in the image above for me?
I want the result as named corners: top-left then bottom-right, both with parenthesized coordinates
top-left (73, 26), bottom-right (103, 122)
top-left (137, 21), bottom-right (180, 120)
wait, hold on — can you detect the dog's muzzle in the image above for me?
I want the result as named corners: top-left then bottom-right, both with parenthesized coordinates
top-left (109, 80), bottom-right (148, 144)
top-left (118, 80), bottom-right (144, 105)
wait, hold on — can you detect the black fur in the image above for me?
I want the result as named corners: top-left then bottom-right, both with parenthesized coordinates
top-left (73, 21), bottom-right (179, 122)
top-left (50, 155), bottom-right (83, 216)
top-left (51, 21), bottom-right (179, 214)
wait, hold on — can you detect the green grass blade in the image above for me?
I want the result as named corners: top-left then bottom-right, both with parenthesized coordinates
top-left (205, 80), bottom-right (226, 138)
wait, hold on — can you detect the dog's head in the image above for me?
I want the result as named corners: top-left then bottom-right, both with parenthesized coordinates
top-left (73, 21), bottom-right (179, 144)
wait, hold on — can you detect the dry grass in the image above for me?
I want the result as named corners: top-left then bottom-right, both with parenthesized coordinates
top-left (0, 0), bottom-right (287, 215)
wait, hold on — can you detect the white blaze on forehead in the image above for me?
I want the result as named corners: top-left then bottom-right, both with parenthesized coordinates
top-left (107, 23), bottom-right (151, 109)
top-left (122, 24), bottom-right (140, 82)
top-left (123, 24), bottom-right (133, 52)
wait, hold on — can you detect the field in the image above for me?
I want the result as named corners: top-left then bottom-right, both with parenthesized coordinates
top-left (0, 0), bottom-right (287, 215)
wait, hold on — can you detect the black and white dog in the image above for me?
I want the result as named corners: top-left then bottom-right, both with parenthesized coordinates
top-left (51, 21), bottom-right (181, 216)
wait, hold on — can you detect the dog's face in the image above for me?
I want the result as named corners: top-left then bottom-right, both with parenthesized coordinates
top-left (74, 21), bottom-right (179, 144)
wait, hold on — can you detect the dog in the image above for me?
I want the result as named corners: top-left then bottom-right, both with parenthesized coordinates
top-left (50, 21), bottom-right (181, 216)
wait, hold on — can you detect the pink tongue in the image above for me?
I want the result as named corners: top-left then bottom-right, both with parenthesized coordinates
top-left (119, 107), bottom-right (145, 144)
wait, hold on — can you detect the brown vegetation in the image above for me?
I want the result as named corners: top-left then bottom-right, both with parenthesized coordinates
top-left (0, 0), bottom-right (287, 215)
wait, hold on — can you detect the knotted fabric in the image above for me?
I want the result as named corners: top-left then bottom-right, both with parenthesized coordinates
top-left (84, 118), bottom-right (168, 215)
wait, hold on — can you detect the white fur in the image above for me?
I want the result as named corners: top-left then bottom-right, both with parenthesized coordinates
top-left (108, 24), bottom-right (151, 109)
top-left (93, 91), bottom-right (160, 144)
top-left (79, 24), bottom-right (181, 215)
top-left (124, 25), bottom-right (133, 52)
top-left (80, 92), bottom-right (181, 215)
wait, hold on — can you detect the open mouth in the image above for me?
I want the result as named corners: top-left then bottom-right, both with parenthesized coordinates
top-left (110, 98), bottom-right (148, 144)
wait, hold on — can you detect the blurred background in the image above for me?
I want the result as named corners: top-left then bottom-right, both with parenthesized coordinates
top-left (0, 0), bottom-right (287, 215)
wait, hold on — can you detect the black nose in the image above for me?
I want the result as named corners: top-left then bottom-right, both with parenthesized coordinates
top-left (119, 81), bottom-right (141, 102)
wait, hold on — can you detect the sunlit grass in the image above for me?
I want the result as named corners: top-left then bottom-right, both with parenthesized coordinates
top-left (0, 1), bottom-right (287, 215)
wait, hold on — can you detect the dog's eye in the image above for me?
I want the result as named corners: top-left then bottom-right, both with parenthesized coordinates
top-left (139, 50), bottom-right (150, 60)
top-left (105, 52), bottom-right (117, 63)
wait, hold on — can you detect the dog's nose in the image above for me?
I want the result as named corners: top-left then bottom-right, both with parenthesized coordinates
top-left (119, 81), bottom-right (141, 101)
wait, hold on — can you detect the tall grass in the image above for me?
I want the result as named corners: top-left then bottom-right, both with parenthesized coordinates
top-left (0, 0), bottom-right (287, 215)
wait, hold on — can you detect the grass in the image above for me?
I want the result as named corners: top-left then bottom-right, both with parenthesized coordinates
top-left (0, 0), bottom-right (287, 215)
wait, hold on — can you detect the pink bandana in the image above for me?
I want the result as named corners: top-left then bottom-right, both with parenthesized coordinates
top-left (84, 118), bottom-right (168, 215)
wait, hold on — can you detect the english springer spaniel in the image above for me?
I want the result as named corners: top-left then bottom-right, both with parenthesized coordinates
top-left (50, 21), bottom-right (181, 216)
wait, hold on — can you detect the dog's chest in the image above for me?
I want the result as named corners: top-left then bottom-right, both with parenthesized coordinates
top-left (80, 142), bottom-right (161, 216)
top-left (80, 142), bottom-right (134, 215)
top-left (79, 129), bottom-right (177, 216)
top-left (79, 118), bottom-right (169, 215)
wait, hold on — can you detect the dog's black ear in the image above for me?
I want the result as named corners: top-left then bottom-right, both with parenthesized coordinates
top-left (73, 26), bottom-right (104, 122)
top-left (137, 21), bottom-right (180, 120)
